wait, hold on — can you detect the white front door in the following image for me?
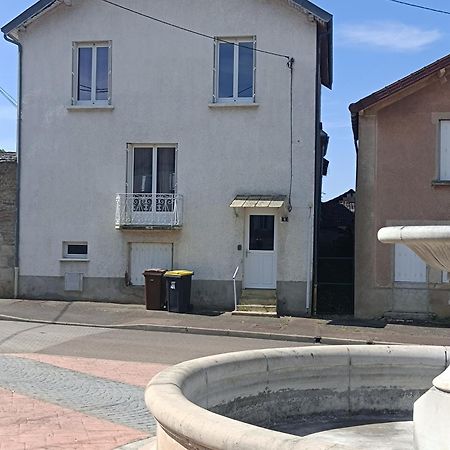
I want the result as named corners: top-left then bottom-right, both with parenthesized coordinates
top-left (244, 211), bottom-right (277, 289)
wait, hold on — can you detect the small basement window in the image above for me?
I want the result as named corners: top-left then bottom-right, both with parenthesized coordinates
top-left (63, 242), bottom-right (88, 259)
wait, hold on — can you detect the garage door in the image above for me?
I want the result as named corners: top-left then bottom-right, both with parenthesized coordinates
top-left (130, 243), bottom-right (173, 285)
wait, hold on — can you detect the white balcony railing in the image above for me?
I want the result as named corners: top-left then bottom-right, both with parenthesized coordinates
top-left (115, 193), bottom-right (183, 228)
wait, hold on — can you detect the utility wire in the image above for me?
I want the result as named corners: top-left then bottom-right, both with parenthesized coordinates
top-left (0, 86), bottom-right (17, 108)
top-left (386, 0), bottom-right (450, 15)
top-left (98, 0), bottom-right (291, 60)
top-left (287, 58), bottom-right (295, 213)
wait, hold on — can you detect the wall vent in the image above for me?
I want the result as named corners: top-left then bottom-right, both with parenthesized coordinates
top-left (64, 272), bottom-right (83, 292)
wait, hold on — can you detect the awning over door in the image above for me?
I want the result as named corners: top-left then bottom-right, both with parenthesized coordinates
top-left (229, 195), bottom-right (286, 208)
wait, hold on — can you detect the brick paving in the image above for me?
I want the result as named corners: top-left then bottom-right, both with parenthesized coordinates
top-left (0, 355), bottom-right (156, 432)
top-left (0, 387), bottom-right (147, 450)
top-left (0, 354), bottom-right (167, 449)
top-left (15, 354), bottom-right (168, 387)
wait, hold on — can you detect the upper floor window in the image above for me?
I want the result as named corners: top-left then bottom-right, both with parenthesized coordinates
top-left (72, 42), bottom-right (111, 105)
top-left (439, 120), bottom-right (450, 180)
top-left (213, 37), bottom-right (256, 104)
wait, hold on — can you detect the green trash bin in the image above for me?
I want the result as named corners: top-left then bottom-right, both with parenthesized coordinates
top-left (164, 270), bottom-right (194, 313)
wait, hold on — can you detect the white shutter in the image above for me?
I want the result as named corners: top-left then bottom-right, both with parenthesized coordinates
top-left (71, 43), bottom-right (76, 105)
top-left (252, 36), bottom-right (256, 102)
top-left (130, 243), bottom-right (173, 285)
top-left (440, 120), bottom-right (450, 180)
top-left (212, 38), bottom-right (217, 103)
top-left (394, 244), bottom-right (426, 282)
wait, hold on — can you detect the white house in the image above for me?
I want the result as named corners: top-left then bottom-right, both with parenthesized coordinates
top-left (2, 0), bottom-right (332, 315)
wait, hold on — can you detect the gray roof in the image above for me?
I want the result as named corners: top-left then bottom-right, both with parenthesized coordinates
top-left (1, 0), bottom-right (56, 36)
top-left (2, 0), bottom-right (332, 87)
top-left (0, 152), bottom-right (17, 163)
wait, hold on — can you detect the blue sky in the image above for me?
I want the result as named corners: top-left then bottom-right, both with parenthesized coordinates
top-left (1, 0), bottom-right (450, 199)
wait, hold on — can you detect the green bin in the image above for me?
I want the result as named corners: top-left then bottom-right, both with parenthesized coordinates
top-left (164, 270), bottom-right (194, 313)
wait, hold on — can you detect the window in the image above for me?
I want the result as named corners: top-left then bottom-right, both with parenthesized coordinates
top-left (130, 145), bottom-right (177, 213)
top-left (73, 42), bottom-right (111, 105)
top-left (213, 37), bottom-right (256, 103)
top-left (439, 120), bottom-right (450, 180)
top-left (394, 244), bottom-right (426, 282)
top-left (132, 146), bottom-right (176, 195)
top-left (63, 242), bottom-right (88, 259)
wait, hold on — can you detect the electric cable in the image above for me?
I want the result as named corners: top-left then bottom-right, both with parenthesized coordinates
top-left (97, 0), bottom-right (296, 212)
top-left (386, 0), bottom-right (450, 15)
top-left (0, 86), bottom-right (17, 107)
top-left (287, 58), bottom-right (295, 213)
top-left (98, 0), bottom-right (291, 60)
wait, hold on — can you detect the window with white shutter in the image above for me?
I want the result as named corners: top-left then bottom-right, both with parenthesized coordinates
top-left (439, 120), bottom-right (450, 180)
top-left (394, 244), bottom-right (426, 282)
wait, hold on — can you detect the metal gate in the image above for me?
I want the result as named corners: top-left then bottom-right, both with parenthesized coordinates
top-left (317, 256), bottom-right (354, 315)
top-left (129, 243), bottom-right (173, 285)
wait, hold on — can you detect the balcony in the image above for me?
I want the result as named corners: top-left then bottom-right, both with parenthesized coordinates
top-left (115, 193), bottom-right (183, 229)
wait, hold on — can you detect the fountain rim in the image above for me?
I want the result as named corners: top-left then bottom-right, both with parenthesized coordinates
top-left (145, 344), bottom-right (449, 450)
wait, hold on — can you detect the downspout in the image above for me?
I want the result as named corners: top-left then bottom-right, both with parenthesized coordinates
top-left (310, 29), bottom-right (327, 316)
top-left (4, 33), bottom-right (22, 299)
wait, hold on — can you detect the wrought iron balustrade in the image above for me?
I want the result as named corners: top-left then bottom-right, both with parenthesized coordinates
top-left (115, 193), bottom-right (183, 228)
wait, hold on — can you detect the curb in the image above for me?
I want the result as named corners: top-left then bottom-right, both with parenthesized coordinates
top-left (0, 313), bottom-right (400, 346)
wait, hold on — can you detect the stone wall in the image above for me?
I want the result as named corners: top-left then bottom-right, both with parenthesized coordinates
top-left (0, 153), bottom-right (16, 297)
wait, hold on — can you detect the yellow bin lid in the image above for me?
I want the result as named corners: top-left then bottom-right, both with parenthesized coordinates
top-left (164, 270), bottom-right (194, 277)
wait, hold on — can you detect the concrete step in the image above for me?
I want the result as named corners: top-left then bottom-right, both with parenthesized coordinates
top-left (240, 289), bottom-right (277, 299)
top-left (240, 289), bottom-right (277, 306)
top-left (236, 304), bottom-right (277, 313)
top-left (231, 310), bottom-right (278, 318)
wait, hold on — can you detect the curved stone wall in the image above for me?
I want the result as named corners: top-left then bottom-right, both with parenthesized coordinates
top-left (145, 345), bottom-right (449, 450)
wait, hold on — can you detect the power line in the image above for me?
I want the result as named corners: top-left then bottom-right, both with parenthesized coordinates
top-left (0, 86), bottom-right (17, 108)
top-left (97, 0), bottom-right (291, 60)
top-left (386, 0), bottom-right (450, 15)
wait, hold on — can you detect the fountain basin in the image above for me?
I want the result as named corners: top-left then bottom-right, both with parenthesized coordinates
top-left (145, 345), bottom-right (448, 449)
top-left (378, 226), bottom-right (450, 272)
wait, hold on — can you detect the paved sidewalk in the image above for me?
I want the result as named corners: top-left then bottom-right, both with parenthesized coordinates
top-left (1, 298), bottom-right (450, 345)
top-left (0, 353), bottom-right (166, 450)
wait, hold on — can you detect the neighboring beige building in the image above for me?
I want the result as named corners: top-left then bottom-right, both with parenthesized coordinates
top-left (0, 152), bottom-right (16, 298)
top-left (2, 0), bottom-right (332, 315)
top-left (350, 54), bottom-right (450, 320)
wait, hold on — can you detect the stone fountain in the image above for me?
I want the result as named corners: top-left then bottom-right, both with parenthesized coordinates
top-left (378, 225), bottom-right (450, 450)
top-left (144, 225), bottom-right (450, 449)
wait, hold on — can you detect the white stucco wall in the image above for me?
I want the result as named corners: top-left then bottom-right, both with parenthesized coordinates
top-left (17, 0), bottom-right (318, 290)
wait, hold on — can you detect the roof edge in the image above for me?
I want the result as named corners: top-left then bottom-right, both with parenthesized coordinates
top-left (1, 0), bottom-right (58, 36)
top-left (350, 53), bottom-right (450, 114)
top-left (290, 0), bottom-right (333, 89)
top-left (291, 0), bottom-right (332, 23)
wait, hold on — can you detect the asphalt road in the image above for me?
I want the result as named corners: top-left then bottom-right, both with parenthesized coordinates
top-left (0, 320), bottom-right (312, 364)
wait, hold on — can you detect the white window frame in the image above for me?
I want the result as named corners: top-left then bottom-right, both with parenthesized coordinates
top-left (63, 241), bottom-right (88, 260)
top-left (213, 36), bottom-right (256, 104)
top-left (127, 145), bottom-right (178, 194)
top-left (72, 41), bottom-right (112, 105)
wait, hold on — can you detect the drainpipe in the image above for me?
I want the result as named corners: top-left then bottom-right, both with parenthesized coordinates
top-left (311, 29), bottom-right (328, 316)
top-left (4, 33), bottom-right (22, 299)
